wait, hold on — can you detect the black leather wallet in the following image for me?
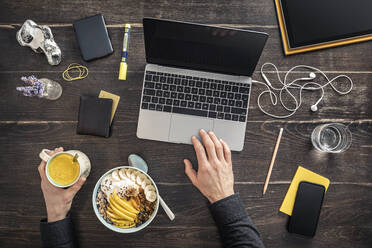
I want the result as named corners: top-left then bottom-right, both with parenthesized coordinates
top-left (73, 14), bottom-right (114, 61)
top-left (77, 95), bottom-right (112, 137)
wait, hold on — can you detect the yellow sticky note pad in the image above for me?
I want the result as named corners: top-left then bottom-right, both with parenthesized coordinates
top-left (280, 166), bottom-right (330, 216)
top-left (99, 90), bottom-right (120, 124)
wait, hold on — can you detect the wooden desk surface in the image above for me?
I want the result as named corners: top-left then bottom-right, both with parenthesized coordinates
top-left (0, 1), bottom-right (371, 247)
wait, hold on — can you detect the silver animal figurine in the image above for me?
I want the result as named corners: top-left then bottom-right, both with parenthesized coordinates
top-left (16, 20), bottom-right (62, 65)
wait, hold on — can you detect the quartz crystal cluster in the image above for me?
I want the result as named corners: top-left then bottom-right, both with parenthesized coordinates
top-left (16, 20), bottom-right (62, 65)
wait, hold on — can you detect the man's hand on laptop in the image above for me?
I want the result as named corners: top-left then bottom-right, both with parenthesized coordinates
top-left (184, 129), bottom-right (234, 203)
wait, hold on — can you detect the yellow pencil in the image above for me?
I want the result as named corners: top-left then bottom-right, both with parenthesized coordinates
top-left (263, 128), bottom-right (283, 195)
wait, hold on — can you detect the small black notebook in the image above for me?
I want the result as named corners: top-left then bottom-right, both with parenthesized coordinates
top-left (77, 95), bottom-right (112, 137)
top-left (73, 14), bottom-right (114, 61)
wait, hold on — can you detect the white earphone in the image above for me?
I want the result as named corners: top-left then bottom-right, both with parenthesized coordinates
top-left (252, 63), bottom-right (353, 119)
top-left (303, 72), bottom-right (316, 80)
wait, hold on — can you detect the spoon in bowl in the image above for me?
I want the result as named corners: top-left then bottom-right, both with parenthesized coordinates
top-left (128, 154), bottom-right (175, 221)
top-left (73, 153), bottom-right (79, 163)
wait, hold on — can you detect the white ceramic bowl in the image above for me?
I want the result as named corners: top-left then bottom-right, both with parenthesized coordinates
top-left (92, 166), bottom-right (159, 233)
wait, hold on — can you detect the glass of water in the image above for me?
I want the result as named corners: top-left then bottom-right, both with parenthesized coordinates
top-left (311, 123), bottom-right (352, 153)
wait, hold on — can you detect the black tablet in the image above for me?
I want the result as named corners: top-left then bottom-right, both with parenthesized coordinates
top-left (280, 0), bottom-right (372, 48)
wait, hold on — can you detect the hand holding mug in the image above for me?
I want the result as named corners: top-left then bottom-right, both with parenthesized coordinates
top-left (184, 130), bottom-right (234, 203)
top-left (38, 147), bottom-right (86, 222)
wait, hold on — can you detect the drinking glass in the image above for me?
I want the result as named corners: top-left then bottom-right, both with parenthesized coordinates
top-left (311, 123), bottom-right (352, 153)
top-left (39, 78), bottom-right (62, 100)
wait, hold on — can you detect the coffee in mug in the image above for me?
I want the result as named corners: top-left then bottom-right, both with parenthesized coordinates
top-left (39, 149), bottom-right (91, 188)
top-left (48, 153), bottom-right (80, 186)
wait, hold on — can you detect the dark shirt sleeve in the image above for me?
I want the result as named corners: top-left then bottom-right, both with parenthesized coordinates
top-left (210, 194), bottom-right (265, 248)
top-left (40, 215), bottom-right (76, 248)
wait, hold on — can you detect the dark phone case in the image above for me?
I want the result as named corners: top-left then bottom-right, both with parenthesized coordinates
top-left (288, 181), bottom-right (325, 237)
top-left (73, 14), bottom-right (114, 61)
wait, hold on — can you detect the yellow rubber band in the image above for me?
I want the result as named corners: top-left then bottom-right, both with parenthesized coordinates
top-left (62, 63), bottom-right (89, 81)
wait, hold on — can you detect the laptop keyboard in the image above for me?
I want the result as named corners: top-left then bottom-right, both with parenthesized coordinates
top-left (141, 71), bottom-right (250, 122)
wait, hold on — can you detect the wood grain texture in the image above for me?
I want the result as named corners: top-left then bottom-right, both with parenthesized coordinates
top-left (0, 0), bottom-right (278, 25)
top-left (0, 121), bottom-right (371, 183)
top-left (1, 26), bottom-right (372, 72)
top-left (0, 72), bottom-right (370, 121)
top-left (0, 184), bottom-right (371, 248)
top-left (0, 0), bottom-right (371, 247)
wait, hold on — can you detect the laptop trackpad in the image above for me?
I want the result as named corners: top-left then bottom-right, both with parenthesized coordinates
top-left (169, 114), bottom-right (213, 144)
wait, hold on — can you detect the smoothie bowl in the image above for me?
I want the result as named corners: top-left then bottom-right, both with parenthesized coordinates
top-left (92, 166), bottom-right (159, 233)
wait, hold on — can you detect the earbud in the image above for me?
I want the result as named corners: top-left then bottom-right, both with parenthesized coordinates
top-left (300, 72), bottom-right (316, 81)
top-left (311, 104), bottom-right (318, 112)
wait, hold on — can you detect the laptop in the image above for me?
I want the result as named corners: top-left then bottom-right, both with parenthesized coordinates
top-left (137, 18), bottom-right (268, 151)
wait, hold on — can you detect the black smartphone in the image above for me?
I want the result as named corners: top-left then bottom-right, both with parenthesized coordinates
top-left (288, 181), bottom-right (325, 237)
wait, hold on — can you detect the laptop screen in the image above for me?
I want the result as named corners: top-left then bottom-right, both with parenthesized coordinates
top-left (143, 18), bottom-right (268, 77)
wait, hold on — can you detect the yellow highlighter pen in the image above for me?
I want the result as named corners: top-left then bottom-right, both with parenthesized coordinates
top-left (118, 24), bottom-right (131, 80)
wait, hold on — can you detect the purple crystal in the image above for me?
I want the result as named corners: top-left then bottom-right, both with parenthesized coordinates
top-left (16, 75), bottom-right (45, 97)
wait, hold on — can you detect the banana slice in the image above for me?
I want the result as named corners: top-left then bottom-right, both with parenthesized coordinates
top-left (136, 173), bottom-right (147, 185)
top-left (145, 190), bottom-right (157, 202)
top-left (144, 184), bottom-right (155, 193)
top-left (125, 168), bottom-right (134, 178)
top-left (111, 170), bottom-right (121, 181)
top-left (144, 184), bottom-right (156, 198)
top-left (118, 168), bottom-right (128, 180)
top-left (141, 178), bottom-right (151, 189)
top-left (130, 170), bottom-right (140, 182)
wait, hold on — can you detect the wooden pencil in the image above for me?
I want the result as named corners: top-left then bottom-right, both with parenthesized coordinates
top-left (263, 128), bottom-right (284, 195)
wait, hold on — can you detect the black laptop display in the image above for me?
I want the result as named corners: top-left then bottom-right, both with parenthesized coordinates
top-left (143, 18), bottom-right (268, 77)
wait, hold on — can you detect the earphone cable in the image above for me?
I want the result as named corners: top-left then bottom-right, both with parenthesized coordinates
top-left (251, 63), bottom-right (353, 119)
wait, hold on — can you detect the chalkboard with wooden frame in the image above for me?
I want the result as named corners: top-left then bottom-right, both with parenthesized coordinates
top-left (274, 0), bottom-right (372, 55)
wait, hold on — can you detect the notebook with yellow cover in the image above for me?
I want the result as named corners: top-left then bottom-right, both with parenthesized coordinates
top-left (280, 166), bottom-right (330, 216)
top-left (275, 0), bottom-right (372, 55)
top-left (98, 90), bottom-right (120, 124)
